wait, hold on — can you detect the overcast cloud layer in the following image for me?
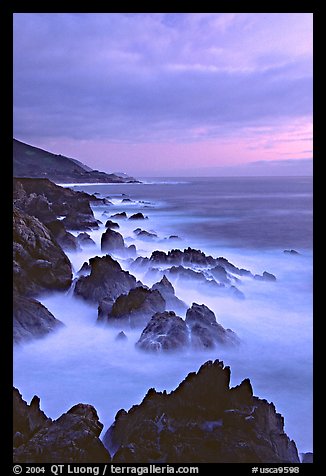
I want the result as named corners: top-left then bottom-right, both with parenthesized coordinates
top-left (13, 13), bottom-right (313, 176)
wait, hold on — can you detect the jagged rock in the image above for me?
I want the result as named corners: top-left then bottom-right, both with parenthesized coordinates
top-left (136, 311), bottom-right (189, 351)
top-left (151, 276), bottom-right (187, 313)
top-left (13, 390), bottom-right (110, 463)
top-left (129, 213), bottom-right (147, 220)
top-left (13, 388), bottom-right (51, 449)
top-left (254, 271), bottom-right (277, 282)
top-left (122, 198), bottom-right (133, 203)
top-left (13, 207), bottom-right (72, 296)
top-left (77, 232), bottom-right (96, 247)
top-left (13, 293), bottom-right (64, 344)
top-left (210, 265), bottom-right (230, 284)
top-left (185, 303), bottom-right (238, 349)
top-left (74, 255), bottom-right (137, 305)
top-left (100, 287), bottom-right (166, 328)
top-left (106, 360), bottom-right (299, 463)
top-left (105, 220), bottom-right (120, 229)
top-left (284, 249), bottom-right (300, 255)
top-left (111, 212), bottom-right (127, 219)
top-left (116, 331), bottom-right (128, 341)
top-left (101, 228), bottom-right (125, 252)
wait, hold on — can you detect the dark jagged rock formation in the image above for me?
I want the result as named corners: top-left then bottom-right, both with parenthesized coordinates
top-left (13, 388), bottom-right (51, 449)
top-left (185, 303), bottom-right (238, 349)
top-left (131, 247), bottom-right (276, 300)
top-left (14, 138), bottom-right (137, 183)
top-left (284, 249), bottom-right (300, 255)
top-left (13, 207), bottom-right (72, 296)
top-left (150, 248), bottom-right (256, 279)
top-left (151, 276), bottom-right (187, 313)
top-left (105, 360), bottom-right (299, 463)
top-left (136, 311), bottom-right (189, 351)
top-left (13, 389), bottom-right (110, 463)
top-left (99, 287), bottom-right (166, 328)
top-left (75, 255), bottom-right (137, 305)
top-left (13, 293), bottom-right (64, 344)
top-left (101, 228), bottom-right (125, 252)
top-left (105, 220), bottom-right (120, 229)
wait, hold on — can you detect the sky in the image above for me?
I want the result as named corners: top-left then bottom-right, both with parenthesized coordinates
top-left (13, 13), bottom-right (313, 177)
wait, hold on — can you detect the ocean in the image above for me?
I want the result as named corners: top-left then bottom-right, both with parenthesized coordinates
top-left (13, 176), bottom-right (313, 454)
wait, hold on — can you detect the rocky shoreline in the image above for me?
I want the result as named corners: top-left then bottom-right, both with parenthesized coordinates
top-left (13, 177), bottom-right (310, 463)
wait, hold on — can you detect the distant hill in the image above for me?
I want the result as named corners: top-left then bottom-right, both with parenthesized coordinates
top-left (13, 139), bottom-right (139, 183)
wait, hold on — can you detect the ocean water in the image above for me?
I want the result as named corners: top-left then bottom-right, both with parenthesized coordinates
top-left (13, 176), bottom-right (313, 455)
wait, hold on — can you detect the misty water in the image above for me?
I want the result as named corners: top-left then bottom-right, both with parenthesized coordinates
top-left (13, 177), bottom-right (313, 454)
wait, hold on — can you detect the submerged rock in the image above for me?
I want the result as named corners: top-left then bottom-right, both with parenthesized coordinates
top-left (136, 311), bottom-right (189, 351)
top-left (106, 360), bottom-right (299, 463)
top-left (74, 255), bottom-right (137, 305)
top-left (254, 271), bottom-right (277, 282)
top-left (129, 212), bottom-right (148, 220)
top-left (77, 232), bottom-right (96, 247)
top-left (13, 390), bottom-right (110, 463)
top-left (185, 303), bottom-right (238, 349)
top-left (115, 331), bottom-right (128, 341)
top-left (110, 212), bottom-right (127, 219)
top-left (101, 287), bottom-right (166, 328)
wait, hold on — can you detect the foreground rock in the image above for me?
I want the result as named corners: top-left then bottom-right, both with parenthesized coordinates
top-left (105, 360), bottom-right (299, 463)
top-left (136, 311), bottom-right (189, 351)
top-left (13, 293), bottom-right (64, 344)
top-left (13, 207), bottom-right (72, 296)
top-left (75, 255), bottom-right (137, 305)
top-left (13, 389), bottom-right (110, 463)
top-left (186, 303), bottom-right (238, 349)
top-left (100, 287), bottom-right (165, 328)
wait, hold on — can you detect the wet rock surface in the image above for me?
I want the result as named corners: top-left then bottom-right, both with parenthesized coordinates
top-left (75, 255), bottom-right (137, 305)
top-left (99, 287), bottom-right (165, 328)
top-left (136, 311), bottom-right (189, 351)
